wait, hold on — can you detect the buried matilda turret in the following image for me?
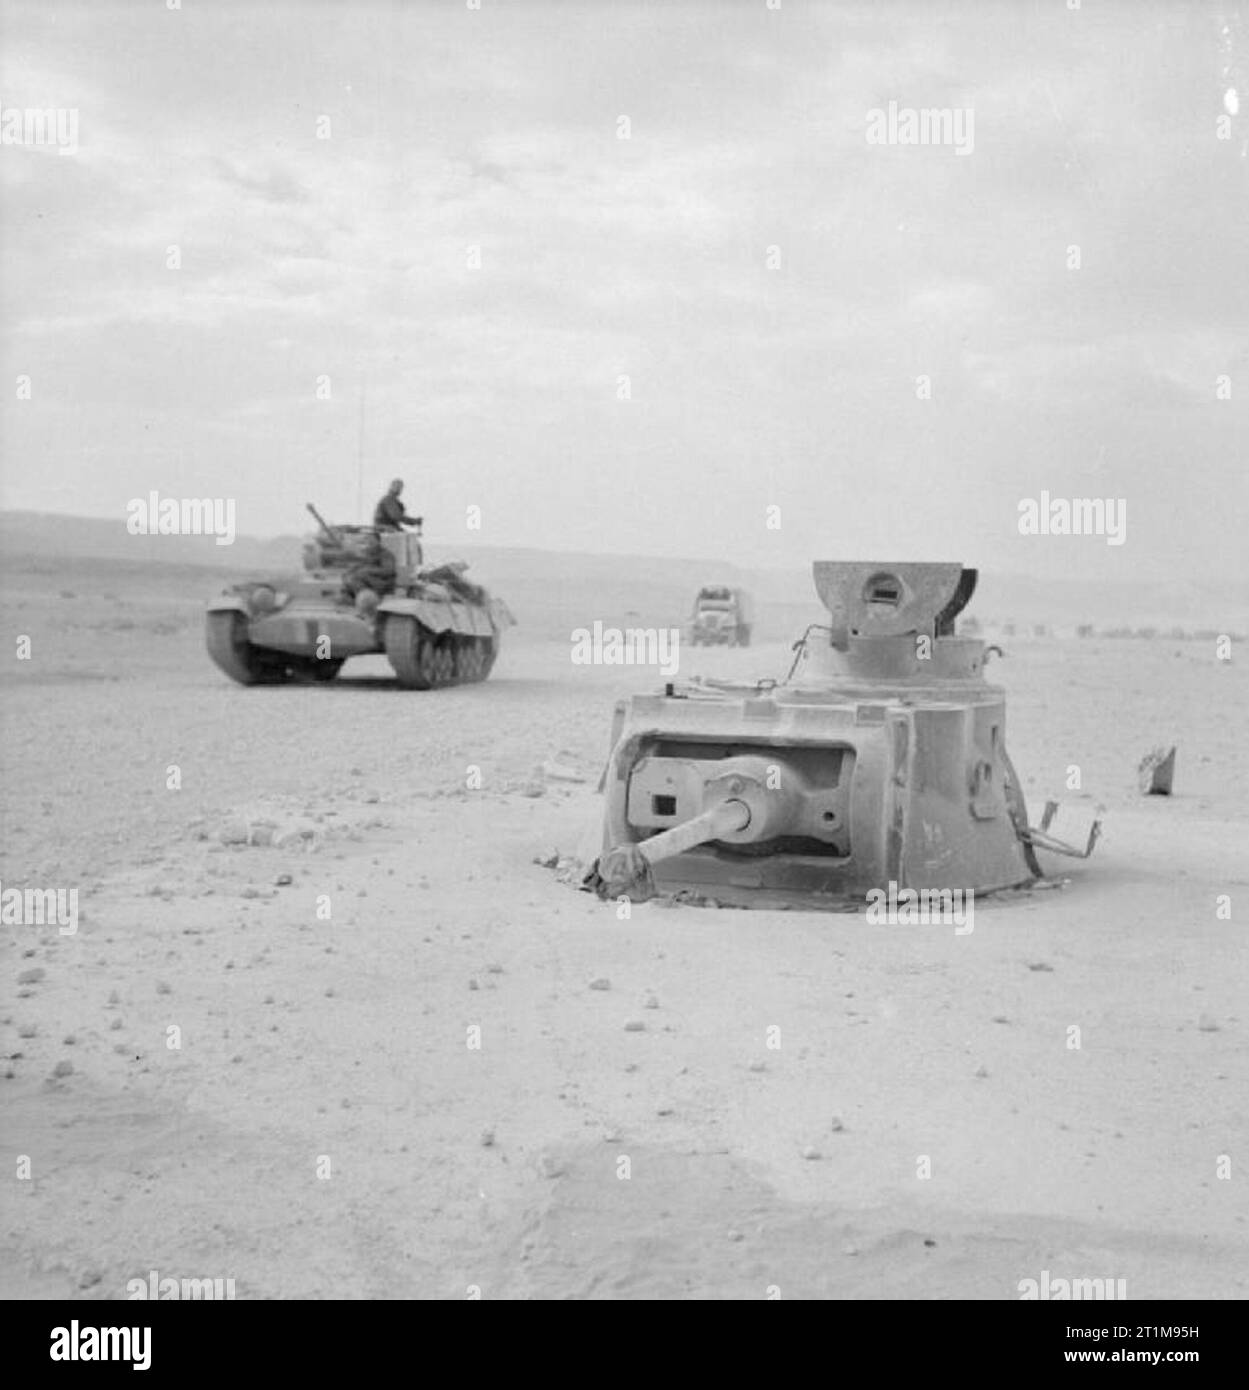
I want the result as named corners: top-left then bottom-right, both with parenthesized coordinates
top-left (589, 562), bottom-right (1099, 906)
top-left (206, 505), bottom-right (514, 689)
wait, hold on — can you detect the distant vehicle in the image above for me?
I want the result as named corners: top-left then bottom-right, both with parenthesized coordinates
top-left (205, 504), bottom-right (514, 690)
top-left (687, 585), bottom-right (753, 647)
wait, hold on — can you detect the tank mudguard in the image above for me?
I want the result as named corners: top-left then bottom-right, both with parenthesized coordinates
top-left (379, 595), bottom-right (498, 637)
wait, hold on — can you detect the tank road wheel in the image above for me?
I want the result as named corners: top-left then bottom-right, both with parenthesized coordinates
top-left (384, 616), bottom-right (437, 690)
top-left (431, 636), bottom-right (457, 687)
top-left (206, 611), bottom-right (290, 686)
top-left (453, 637), bottom-right (481, 683)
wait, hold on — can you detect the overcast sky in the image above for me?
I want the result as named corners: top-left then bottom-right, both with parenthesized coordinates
top-left (1, 0), bottom-right (1245, 582)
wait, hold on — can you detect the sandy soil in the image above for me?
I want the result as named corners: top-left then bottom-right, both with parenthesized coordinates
top-left (1, 552), bottom-right (1245, 1299)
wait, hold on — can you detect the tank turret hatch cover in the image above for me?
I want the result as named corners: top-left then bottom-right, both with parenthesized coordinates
top-left (812, 561), bottom-right (977, 650)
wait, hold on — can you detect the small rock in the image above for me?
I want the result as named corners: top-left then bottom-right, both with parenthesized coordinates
top-left (643, 994), bottom-right (659, 1010)
top-left (155, 980), bottom-right (171, 995)
top-left (1026, 962), bottom-right (1054, 972)
top-left (541, 760), bottom-right (585, 783)
top-left (588, 977), bottom-right (611, 991)
top-left (519, 781), bottom-right (545, 798)
top-left (623, 1020), bottom-right (646, 1032)
top-left (63, 1034), bottom-right (76, 1046)
top-left (17, 1024), bottom-right (36, 1039)
top-left (51, 1059), bottom-right (74, 1079)
top-left (802, 1146), bottom-right (821, 1161)
top-left (107, 990), bottom-right (121, 1006)
top-left (78, 1268), bottom-right (102, 1289)
top-left (533, 849), bottom-right (560, 869)
top-left (727, 1229), bottom-right (744, 1243)
top-left (468, 978), bottom-right (479, 991)
top-left (538, 1152), bottom-right (566, 1179)
top-left (109, 1018), bottom-right (123, 1032)
top-left (486, 963), bottom-right (504, 975)
top-left (480, 1128), bottom-right (495, 1148)
top-left (17, 968), bottom-right (46, 986)
top-left (974, 1064), bottom-right (989, 1078)
top-left (843, 1243), bottom-right (859, 1256)
top-left (748, 1060), bottom-right (767, 1073)
top-left (992, 1014), bottom-right (1010, 1024)
top-left (830, 1115), bottom-right (845, 1132)
top-left (1198, 1014), bottom-right (1221, 1032)
top-left (219, 821), bottom-right (249, 845)
top-left (275, 874), bottom-right (293, 887)
top-left (603, 1129), bottom-right (621, 1143)
top-left (657, 1106), bottom-right (674, 1116)
top-left (241, 887), bottom-right (260, 900)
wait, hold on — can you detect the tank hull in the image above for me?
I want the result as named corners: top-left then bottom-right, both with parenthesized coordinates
top-left (205, 537), bottom-right (513, 689)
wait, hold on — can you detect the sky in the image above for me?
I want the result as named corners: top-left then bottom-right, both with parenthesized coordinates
top-left (0, 0), bottom-right (1246, 584)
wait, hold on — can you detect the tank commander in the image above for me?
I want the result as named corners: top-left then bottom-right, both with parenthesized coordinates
top-left (373, 479), bottom-right (423, 532)
top-left (342, 531), bottom-right (397, 603)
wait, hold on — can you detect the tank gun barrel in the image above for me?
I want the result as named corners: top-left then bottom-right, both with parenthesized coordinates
top-left (305, 503), bottom-right (342, 544)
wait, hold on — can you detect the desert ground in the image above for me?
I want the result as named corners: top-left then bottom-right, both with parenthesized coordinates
top-left (1, 541), bottom-right (1246, 1300)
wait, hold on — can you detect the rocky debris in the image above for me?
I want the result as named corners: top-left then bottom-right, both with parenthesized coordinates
top-left (830, 1114), bottom-right (846, 1132)
top-left (801, 1146), bottom-right (821, 1161)
top-left (643, 994), bottom-right (659, 1010)
top-left (17, 967), bottom-right (46, 986)
top-left (51, 1059), bottom-right (74, 1079)
top-left (1138, 745), bottom-right (1177, 795)
top-left (1026, 962), bottom-right (1054, 973)
top-left (532, 848), bottom-right (560, 868)
top-left (623, 1019), bottom-right (646, 1032)
top-left (1198, 1014), bottom-right (1221, 1032)
top-left (480, 1128), bottom-right (495, 1148)
top-left (588, 977), bottom-right (611, 991)
top-left (540, 760), bottom-right (586, 783)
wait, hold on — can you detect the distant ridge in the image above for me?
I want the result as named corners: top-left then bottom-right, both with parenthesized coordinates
top-left (0, 509), bottom-right (1243, 631)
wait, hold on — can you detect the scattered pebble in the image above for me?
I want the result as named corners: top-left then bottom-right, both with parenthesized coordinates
top-left (588, 977), bottom-right (611, 991)
top-left (468, 979), bottom-right (479, 991)
top-left (275, 874), bottom-right (293, 887)
top-left (992, 1014), bottom-right (1010, 1024)
top-left (623, 1020), bottom-right (646, 1032)
top-left (974, 1064), bottom-right (989, 1078)
top-left (17, 968), bottom-right (46, 986)
top-left (51, 1060), bottom-right (74, 1079)
top-left (830, 1115), bottom-right (845, 1132)
top-left (727, 1229), bottom-right (744, 1243)
top-left (17, 1024), bottom-right (37, 1039)
top-left (109, 1018), bottom-right (123, 1032)
top-left (1198, 1014), bottom-right (1221, 1033)
top-left (486, 963), bottom-right (504, 975)
top-left (62, 1035), bottom-right (76, 1046)
top-left (1026, 962), bottom-right (1054, 973)
top-left (78, 1269), bottom-right (102, 1289)
top-left (155, 981), bottom-right (171, 995)
top-left (843, 1243), bottom-right (859, 1257)
top-left (643, 995), bottom-right (659, 1010)
top-left (533, 849), bottom-right (560, 869)
top-left (480, 1128), bottom-right (495, 1148)
top-left (748, 1060), bottom-right (767, 1073)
